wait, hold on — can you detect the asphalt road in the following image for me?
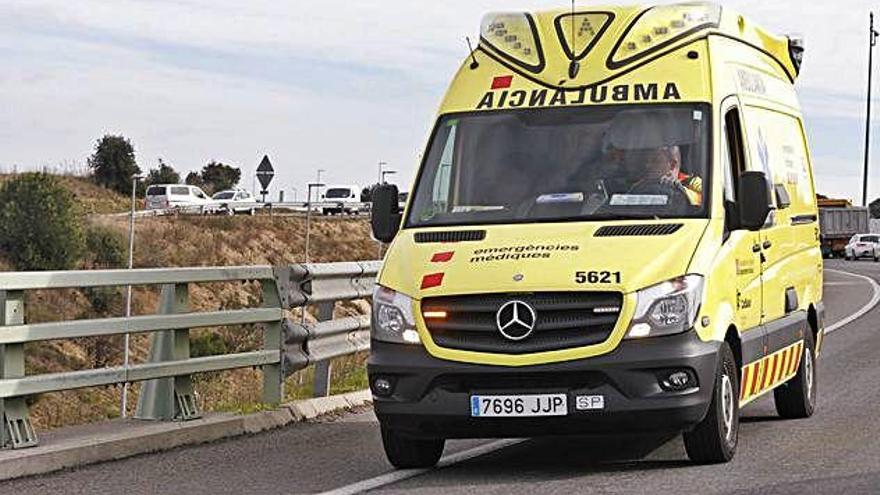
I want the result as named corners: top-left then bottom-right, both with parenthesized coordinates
top-left (3, 260), bottom-right (879, 495)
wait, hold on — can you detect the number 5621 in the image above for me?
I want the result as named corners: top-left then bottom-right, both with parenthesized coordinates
top-left (574, 271), bottom-right (621, 284)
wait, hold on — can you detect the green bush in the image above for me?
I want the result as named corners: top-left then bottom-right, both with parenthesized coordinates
top-left (82, 286), bottom-right (123, 314)
top-left (0, 173), bottom-right (85, 270)
top-left (191, 332), bottom-right (229, 357)
top-left (85, 224), bottom-right (127, 269)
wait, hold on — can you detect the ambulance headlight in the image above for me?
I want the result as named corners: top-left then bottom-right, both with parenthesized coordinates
top-left (609, 3), bottom-right (721, 68)
top-left (626, 275), bottom-right (703, 339)
top-left (480, 12), bottom-right (542, 70)
top-left (372, 286), bottom-right (421, 345)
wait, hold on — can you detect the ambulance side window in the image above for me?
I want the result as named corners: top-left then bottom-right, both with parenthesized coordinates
top-left (723, 107), bottom-right (746, 234)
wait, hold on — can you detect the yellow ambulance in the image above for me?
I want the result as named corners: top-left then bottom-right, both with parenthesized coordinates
top-left (368, 2), bottom-right (822, 467)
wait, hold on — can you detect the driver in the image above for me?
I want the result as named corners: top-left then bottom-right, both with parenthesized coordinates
top-left (621, 145), bottom-right (702, 205)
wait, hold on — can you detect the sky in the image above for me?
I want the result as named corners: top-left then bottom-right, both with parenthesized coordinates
top-left (0, 0), bottom-right (876, 203)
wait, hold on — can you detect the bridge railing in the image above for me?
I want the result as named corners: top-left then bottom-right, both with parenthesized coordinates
top-left (0, 261), bottom-right (380, 450)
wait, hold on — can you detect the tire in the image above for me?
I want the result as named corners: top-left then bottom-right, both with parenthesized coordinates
top-left (683, 342), bottom-right (739, 464)
top-left (773, 330), bottom-right (817, 419)
top-left (381, 427), bottom-right (444, 469)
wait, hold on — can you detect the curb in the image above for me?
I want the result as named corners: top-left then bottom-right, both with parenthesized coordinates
top-left (0, 389), bottom-right (372, 482)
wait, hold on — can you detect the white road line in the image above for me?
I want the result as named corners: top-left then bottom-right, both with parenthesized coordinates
top-left (322, 268), bottom-right (879, 495)
top-left (824, 268), bottom-right (880, 334)
top-left (316, 439), bottom-right (525, 495)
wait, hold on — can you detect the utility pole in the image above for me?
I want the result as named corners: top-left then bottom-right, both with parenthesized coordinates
top-left (864, 12), bottom-right (879, 206)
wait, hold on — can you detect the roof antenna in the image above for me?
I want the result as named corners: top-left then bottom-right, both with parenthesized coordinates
top-left (465, 36), bottom-right (480, 69)
top-left (568, 0), bottom-right (580, 79)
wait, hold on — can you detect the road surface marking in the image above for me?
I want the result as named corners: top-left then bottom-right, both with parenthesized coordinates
top-left (316, 439), bottom-right (524, 495)
top-left (824, 269), bottom-right (880, 334)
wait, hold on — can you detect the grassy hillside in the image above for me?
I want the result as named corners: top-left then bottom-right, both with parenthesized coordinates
top-left (12, 178), bottom-right (379, 429)
top-left (0, 174), bottom-right (130, 215)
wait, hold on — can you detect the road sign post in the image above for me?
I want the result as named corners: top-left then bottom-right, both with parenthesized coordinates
top-left (256, 155), bottom-right (275, 203)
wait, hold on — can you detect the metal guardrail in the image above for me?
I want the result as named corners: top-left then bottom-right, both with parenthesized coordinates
top-left (0, 261), bottom-right (380, 450)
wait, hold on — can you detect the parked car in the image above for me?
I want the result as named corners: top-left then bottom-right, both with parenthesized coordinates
top-left (209, 189), bottom-right (257, 216)
top-left (398, 191), bottom-right (409, 211)
top-left (145, 184), bottom-right (212, 212)
top-left (321, 185), bottom-right (362, 215)
top-left (845, 234), bottom-right (880, 260)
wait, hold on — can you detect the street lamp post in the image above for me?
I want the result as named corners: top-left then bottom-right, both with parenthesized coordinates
top-left (305, 181), bottom-right (325, 263)
top-left (316, 169), bottom-right (326, 202)
top-left (864, 12), bottom-right (879, 206)
top-left (121, 173), bottom-right (145, 418)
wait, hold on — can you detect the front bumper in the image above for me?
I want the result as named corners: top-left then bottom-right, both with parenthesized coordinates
top-left (368, 331), bottom-right (720, 439)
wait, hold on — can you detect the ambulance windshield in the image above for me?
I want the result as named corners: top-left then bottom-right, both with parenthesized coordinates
top-left (406, 104), bottom-right (710, 228)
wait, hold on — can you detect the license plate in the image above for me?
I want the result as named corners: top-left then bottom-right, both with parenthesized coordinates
top-left (470, 394), bottom-right (567, 417)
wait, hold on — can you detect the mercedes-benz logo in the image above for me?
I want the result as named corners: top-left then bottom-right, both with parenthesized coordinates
top-left (496, 300), bottom-right (537, 341)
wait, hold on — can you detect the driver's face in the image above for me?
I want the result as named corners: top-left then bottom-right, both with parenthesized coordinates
top-left (621, 149), bottom-right (675, 180)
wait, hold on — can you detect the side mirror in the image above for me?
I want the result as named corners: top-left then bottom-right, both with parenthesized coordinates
top-left (371, 184), bottom-right (402, 243)
top-left (738, 171), bottom-right (773, 230)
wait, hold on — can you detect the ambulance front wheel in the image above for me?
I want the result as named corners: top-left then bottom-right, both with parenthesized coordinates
top-left (683, 342), bottom-right (739, 464)
top-left (774, 330), bottom-right (817, 419)
top-left (381, 427), bottom-right (445, 469)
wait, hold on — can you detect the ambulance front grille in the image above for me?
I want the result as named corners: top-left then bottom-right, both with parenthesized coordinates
top-left (420, 292), bottom-right (622, 354)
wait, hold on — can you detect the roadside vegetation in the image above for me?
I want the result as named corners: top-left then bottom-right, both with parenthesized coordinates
top-left (0, 168), bottom-right (376, 429)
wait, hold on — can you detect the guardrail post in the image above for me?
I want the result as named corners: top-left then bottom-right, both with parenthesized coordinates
top-left (311, 301), bottom-right (335, 397)
top-left (261, 280), bottom-right (283, 405)
top-left (135, 283), bottom-right (200, 420)
top-left (1, 290), bottom-right (37, 449)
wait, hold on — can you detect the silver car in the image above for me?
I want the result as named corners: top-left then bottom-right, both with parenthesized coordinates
top-left (845, 234), bottom-right (880, 260)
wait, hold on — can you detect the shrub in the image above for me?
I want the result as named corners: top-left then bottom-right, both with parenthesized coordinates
top-left (0, 173), bottom-right (84, 270)
top-left (191, 332), bottom-right (229, 357)
top-left (85, 224), bottom-right (127, 269)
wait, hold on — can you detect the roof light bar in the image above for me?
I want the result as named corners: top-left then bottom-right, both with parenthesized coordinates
top-left (554, 12), bottom-right (614, 62)
top-left (608, 3), bottom-right (721, 69)
top-left (480, 12), bottom-right (545, 72)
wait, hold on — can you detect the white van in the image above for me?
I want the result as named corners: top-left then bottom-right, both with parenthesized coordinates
top-left (145, 184), bottom-right (212, 212)
top-left (321, 184), bottom-right (362, 215)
